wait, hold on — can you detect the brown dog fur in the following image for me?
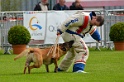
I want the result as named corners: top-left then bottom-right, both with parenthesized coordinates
top-left (14, 41), bottom-right (74, 74)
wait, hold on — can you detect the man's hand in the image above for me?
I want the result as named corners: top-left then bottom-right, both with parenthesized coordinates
top-left (57, 29), bottom-right (62, 36)
top-left (57, 31), bottom-right (61, 36)
top-left (97, 40), bottom-right (101, 43)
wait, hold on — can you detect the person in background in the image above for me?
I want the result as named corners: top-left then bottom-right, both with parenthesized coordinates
top-left (34, 0), bottom-right (49, 11)
top-left (57, 11), bottom-right (104, 73)
top-left (70, 0), bottom-right (84, 10)
top-left (53, 0), bottom-right (69, 10)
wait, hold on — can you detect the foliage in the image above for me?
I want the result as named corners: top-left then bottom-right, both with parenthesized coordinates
top-left (1, 0), bottom-right (21, 11)
top-left (8, 25), bottom-right (31, 45)
top-left (109, 22), bottom-right (124, 42)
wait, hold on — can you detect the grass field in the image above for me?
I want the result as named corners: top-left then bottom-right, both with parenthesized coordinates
top-left (0, 48), bottom-right (124, 82)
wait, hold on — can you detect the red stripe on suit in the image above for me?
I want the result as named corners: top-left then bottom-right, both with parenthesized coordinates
top-left (76, 16), bottom-right (89, 34)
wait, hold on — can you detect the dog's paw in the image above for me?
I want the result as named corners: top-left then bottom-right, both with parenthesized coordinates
top-left (14, 58), bottom-right (16, 61)
top-left (58, 68), bottom-right (64, 72)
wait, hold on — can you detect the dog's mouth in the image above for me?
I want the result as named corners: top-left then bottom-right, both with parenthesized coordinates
top-left (30, 51), bottom-right (34, 53)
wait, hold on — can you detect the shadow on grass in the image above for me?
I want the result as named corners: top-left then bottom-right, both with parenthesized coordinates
top-left (0, 73), bottom-right (24, 76)
top-left (0, 71), bottom-right (77, 76)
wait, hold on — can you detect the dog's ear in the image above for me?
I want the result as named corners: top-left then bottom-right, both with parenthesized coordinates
top-left (62, 43), bottom-right (66, 46)
top-left (68, 40), bottom-right (74, 48)
top-left (69, 40), bottom-right (74, 44)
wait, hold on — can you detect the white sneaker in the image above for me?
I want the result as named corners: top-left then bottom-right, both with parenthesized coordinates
top-left (75, 70), bottom-right (88, 73)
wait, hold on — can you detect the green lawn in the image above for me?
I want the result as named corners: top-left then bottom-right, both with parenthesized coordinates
top-left (0, 48), bottom-right (124, 82)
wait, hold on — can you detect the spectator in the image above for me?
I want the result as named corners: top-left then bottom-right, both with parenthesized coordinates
top-left (70, 0), bottom-right (84, 10)
top-left (53, 0), bottom-right (69, 10)
top-left (34, 0), bottom-right (49, 11)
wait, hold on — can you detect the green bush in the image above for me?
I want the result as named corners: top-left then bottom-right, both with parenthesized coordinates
top-left (8, 25), bottom-right (31, 45)
top-left (109, 22), bottom-right (124, 42)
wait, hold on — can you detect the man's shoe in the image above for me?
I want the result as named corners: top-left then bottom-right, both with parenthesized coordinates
top-left (74, 70), bottom-right (88, 73)
top-left (58, 68), bottom-right (64, 72)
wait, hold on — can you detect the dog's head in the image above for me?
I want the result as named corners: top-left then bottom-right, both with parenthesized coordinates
top-left (59, 40), bottom-right (74, 51)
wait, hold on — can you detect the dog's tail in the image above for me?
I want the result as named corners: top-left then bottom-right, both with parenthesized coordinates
top-left (14, 48), bottom-right (32, 61)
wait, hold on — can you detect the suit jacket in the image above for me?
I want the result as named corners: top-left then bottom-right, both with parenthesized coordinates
top-left (34, 2), bottom-right (49, 11)
top-left (57, 11), bottom-right (101, 41)
top-left (53, 3), bottom-right (69, 10)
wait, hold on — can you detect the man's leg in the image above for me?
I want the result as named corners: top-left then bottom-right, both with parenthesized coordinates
top-left (58, 32), bottom-right (76, 71)
top-left (58, 48), bottom-right (75, 71)
top-left (72, 39), bottom-right (89, 72)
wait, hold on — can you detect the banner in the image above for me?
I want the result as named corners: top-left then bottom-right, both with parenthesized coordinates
top-left (44, 11), bottom-right (76, 44)
top-left (23, 11), bottom-right (46, 44)
top-left (23, 11), bottom-right (97, 44)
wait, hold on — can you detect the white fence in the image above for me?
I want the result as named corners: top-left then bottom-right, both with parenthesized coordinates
top-left (1, 9), bottom-right (124, 51)
top-left (0, 10), bottom-right (104, 47)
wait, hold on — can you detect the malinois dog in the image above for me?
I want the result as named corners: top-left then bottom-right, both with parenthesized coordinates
top-left (14, 40), bottom-right (74, 74)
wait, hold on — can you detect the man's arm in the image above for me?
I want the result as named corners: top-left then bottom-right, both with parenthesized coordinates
top-left (57, 14), bottom-right (84, 35)
top-left (89, 26), bottom-right (101, 42)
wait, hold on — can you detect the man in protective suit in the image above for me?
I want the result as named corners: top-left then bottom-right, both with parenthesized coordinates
top-left (57, 11), bottom-right (104, 73)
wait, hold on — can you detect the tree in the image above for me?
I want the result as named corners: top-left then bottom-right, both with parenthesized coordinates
top-left (1, 0), bottom-right (21, 11)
